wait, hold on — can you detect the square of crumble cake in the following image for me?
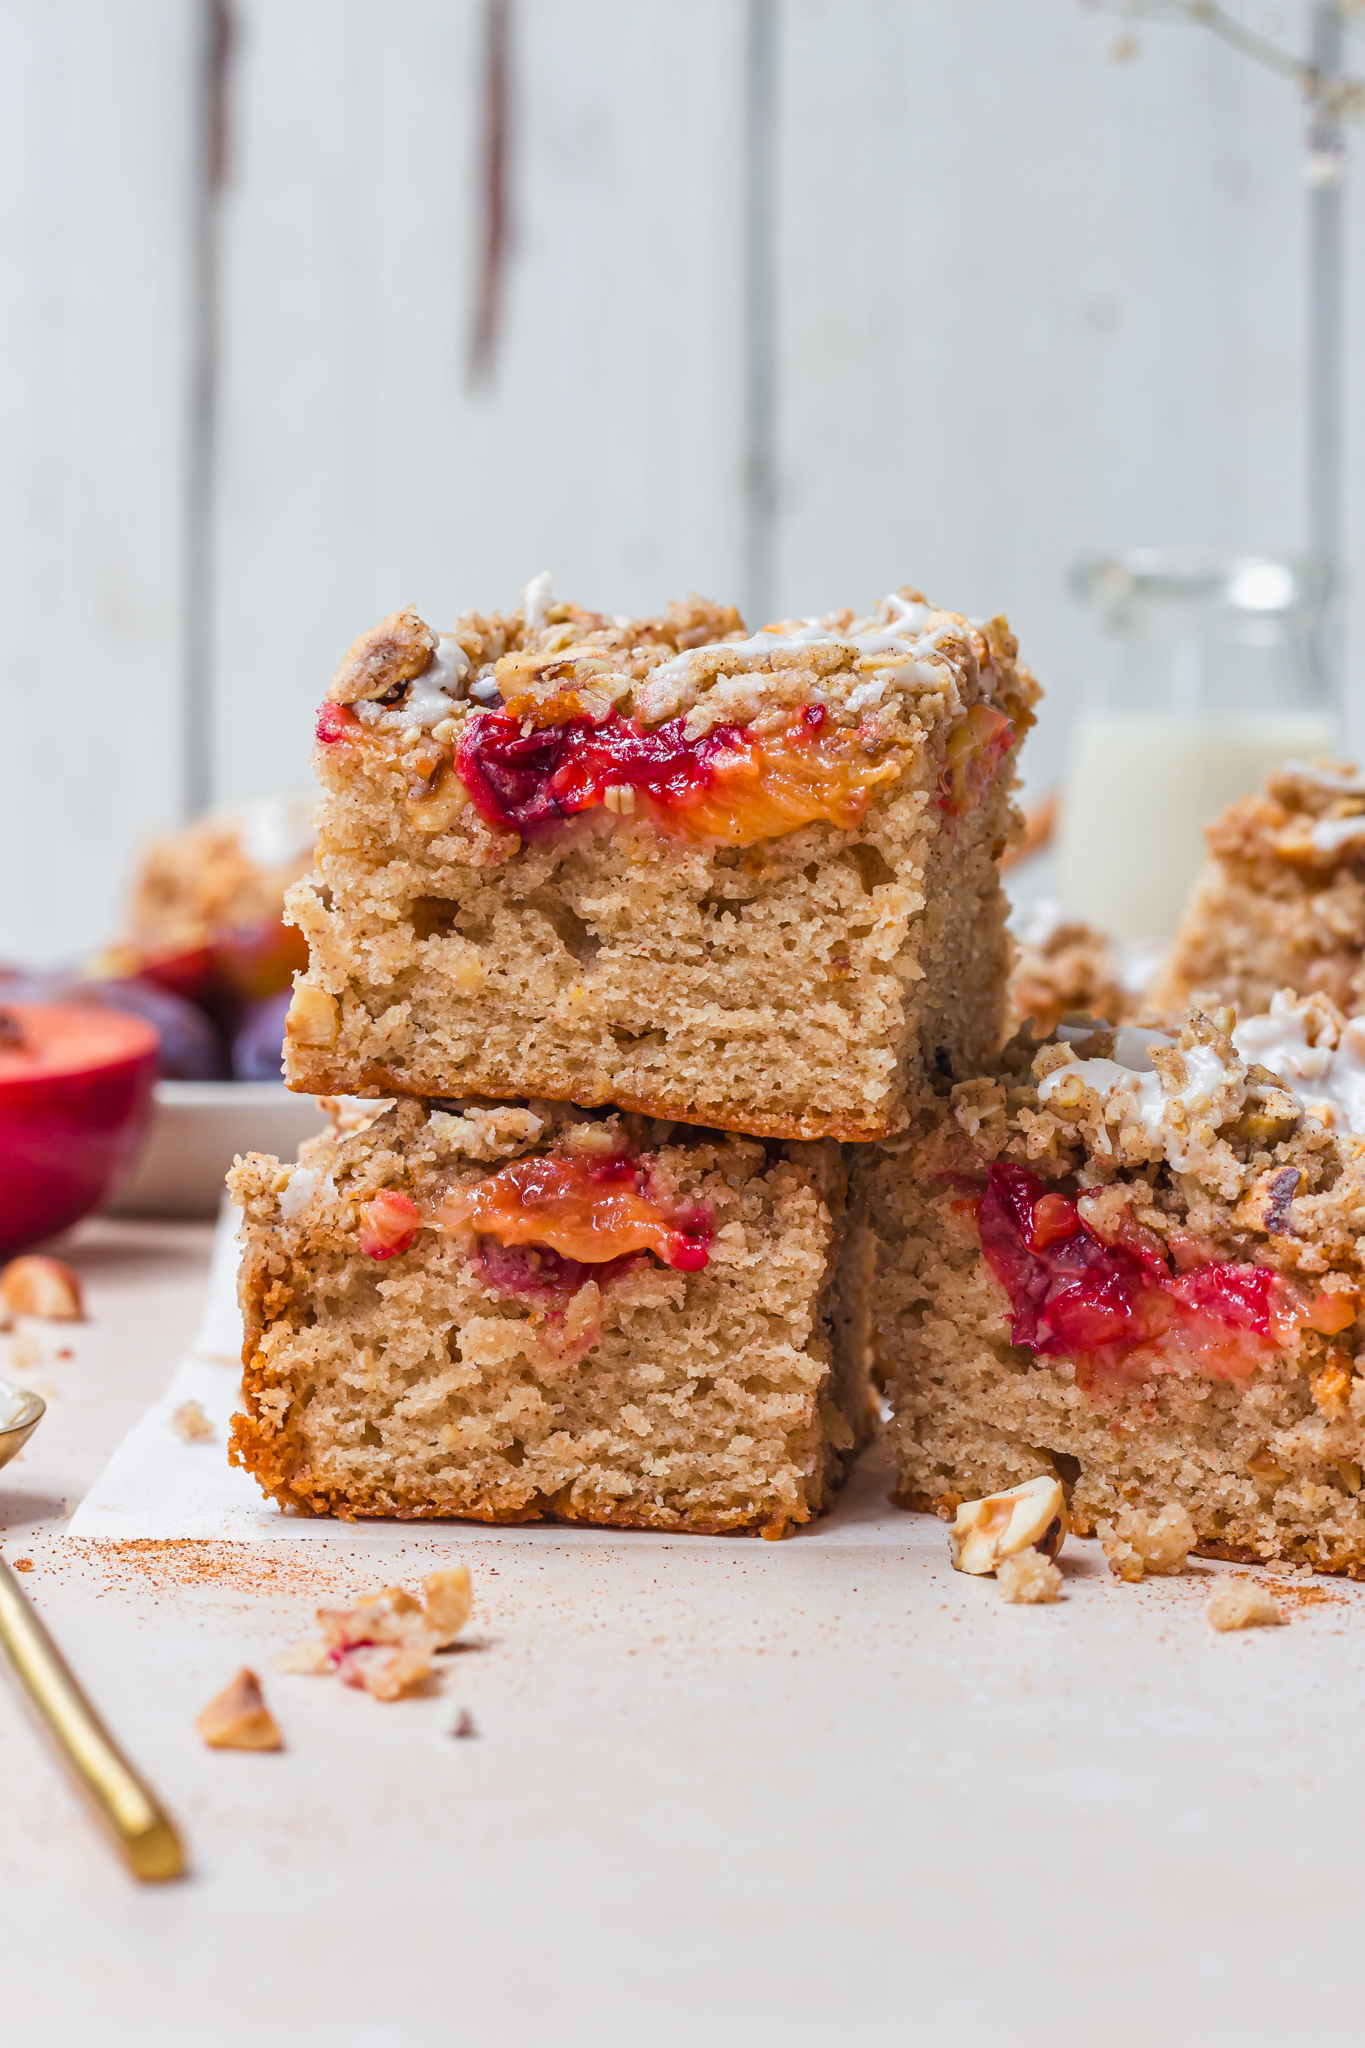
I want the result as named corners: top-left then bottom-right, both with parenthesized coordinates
top-left (1153, 760), bottom-right (1365, 1019)
top-left (282, 576), bottom-right (1037, 1141)
top-left (228, 1097), bottom-right (869, 1536)
top-left (863, 994), bottom-right (1365, 1574)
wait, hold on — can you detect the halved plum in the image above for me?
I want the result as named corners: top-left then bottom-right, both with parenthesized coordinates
top-left (0, 1002), bottom-right (158, 1251)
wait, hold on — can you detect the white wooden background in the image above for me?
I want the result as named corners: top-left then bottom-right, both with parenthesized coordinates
top-left (1, 0), bottom-right (1362, 961)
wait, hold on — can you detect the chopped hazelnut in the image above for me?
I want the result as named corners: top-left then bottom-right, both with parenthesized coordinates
top-left (327, 605), bottom-right (436, 705)
top-left (284, 985), bottom-right (340, 1049)
top-left (561, 1120), bottom-right (625, 1156)
top-left (949, 1475), bottom-right (1068, 1576)
top-left (328, 1586), bottom-right (429, 1647)
top-left (1207, 1579), bottom-right (1285, 1632)
top-left (1311, 1357), bottom-right (1353, 1419)
top-left (449, 954), bottom-right (485, 993)
top-left (1, 1256), bottom-right (82, 1321)
top-left (170, 1399), bottom-right (214, 1443)
top-left (422, 1565), bottom-right (473, 1646)
top-left (196, 1668), bottom-right (283, 1750)
top-left (339, 1642), bottom-right (432, 1701)
top-left (995, 1549), bottom-right (1063, 1603)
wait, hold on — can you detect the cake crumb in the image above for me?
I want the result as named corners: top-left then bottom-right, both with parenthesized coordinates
top-left (196, 1668), bottom-right (283, 1750)
top-left (1207, 1578), bottom-right (1285, 1631)
top-left (450, 1707), bottom-right (479, 1738)
top-left (996, 1548), bottom-right (1062, 1603)
top-left (10, 1557), bottom-right (33, 1573)
top-left (279, 1571), bottom-right (473, 1701)
top-left (1096, 1503), bottom-right (1196, 1582)
top-left (8, 1332), bottom-right (43, 1375)
top-left (170, 1399), bottom-right (214, 1443)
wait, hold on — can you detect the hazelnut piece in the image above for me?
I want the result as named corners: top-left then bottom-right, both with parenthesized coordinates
top-left (949, 1474), bottom-right (1068, 1576)
top-left (422, 1565), bottom-right (472, 1647)
top-left (1, 1256), bottom-right (83, 1321)
top-left (284, 985), bottom-right (340, 1049)
top-left (196, 1668), bottom-right (282, 1750)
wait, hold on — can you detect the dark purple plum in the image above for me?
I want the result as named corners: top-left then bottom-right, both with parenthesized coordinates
top-left (232, 988), bottom-right (291, 1082)
top-left (0, 966), bottom-right (228, 1080)
top-left (88, 977), bottom-right (228, 1080)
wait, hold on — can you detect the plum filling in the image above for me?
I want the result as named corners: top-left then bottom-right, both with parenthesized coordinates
top-left (437, 1150), bottom-right (712, 1274)
top-left (471, 1238), bottom-right (640, 1302)
top-left (357, 1148), bottom-right (713, 1301)
top-left (453, 704), bottom-right (898, 846)
top-left (358, 1190), bottom-right (422, 1260)
top-left (938, 704), bottom-right (1015, 818)
top-left (967, 1162), bottom-right (1350, 1389)
top-left (316, 703), bottom-right (357, 746)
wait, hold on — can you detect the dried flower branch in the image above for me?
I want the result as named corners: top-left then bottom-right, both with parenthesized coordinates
top-left (1085, 1), bottom-right (1365, 120)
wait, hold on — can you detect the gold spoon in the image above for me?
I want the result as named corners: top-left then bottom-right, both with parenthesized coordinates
top-left (0, 1376), bottom-right (185, 1881)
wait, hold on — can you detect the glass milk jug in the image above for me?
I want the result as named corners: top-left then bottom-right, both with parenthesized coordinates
top-left (1057, 551), bottom-right (1334, 944)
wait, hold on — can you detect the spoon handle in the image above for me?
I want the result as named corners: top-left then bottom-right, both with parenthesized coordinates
top-left (0, 1557), bottom-right (185, 1881)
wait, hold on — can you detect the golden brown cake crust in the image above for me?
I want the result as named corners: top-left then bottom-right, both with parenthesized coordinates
top-left (285, 1064), bottom-right (900, 1144)
top-left (223, 1432), bottom-right (799, 1539)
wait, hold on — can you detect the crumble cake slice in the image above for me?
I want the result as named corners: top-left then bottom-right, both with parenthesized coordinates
top-left (1153, 760), bottom-right (1365, 1019)
top-left (117, 797), bottom-right (315, 959)
top-left (1008, 902), bottom-right (1133, 1039)
top-left (228, 1096), bottom-right (869, 1536)
top-left (282, 577), bottom-right (1038, 1141)
top-left (867, 993), bottom-right (1365, 1574)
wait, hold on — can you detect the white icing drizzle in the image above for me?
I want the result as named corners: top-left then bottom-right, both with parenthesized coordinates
top-left (404, 635), bottom-right (470, 723)
top-left (1232, 992), bottom-right (1365, 1134)
top-left (645, 591), bottom-right (960, 710)
top-left (357, 634), bottom-right (470, 732)
top-left (1279, 759), bottom-right (1365, 795)
top-left (1308, 814), bottom-right (1365, 854)
top-left (1041, 992), bottom-right (1365, 1150)
top-left (1038, 1034), bottom-right (1233, 1161)
top-left (522, 570), bottom-right (553, 630)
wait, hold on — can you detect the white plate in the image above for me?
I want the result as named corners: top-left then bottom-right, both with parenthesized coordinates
top-left (104, 1080), bottom-right (328, 1218)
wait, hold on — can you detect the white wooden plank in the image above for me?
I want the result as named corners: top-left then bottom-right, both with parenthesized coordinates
top-left (2, 0), bottom-right (1357, 962)
top-left (209, 0), bottom-right (749, 809)
top-left (0, 0), bottom-right (198, 963)
top-left (772, 0), bottom-right (1354, 792)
